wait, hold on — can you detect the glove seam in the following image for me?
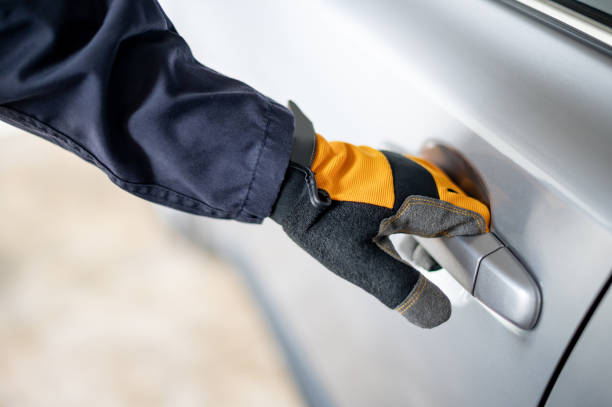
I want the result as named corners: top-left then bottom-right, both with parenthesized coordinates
top-left (379, 196), bottom-right (486, 235)
top-left (397, 276), bottom-right (428, 314)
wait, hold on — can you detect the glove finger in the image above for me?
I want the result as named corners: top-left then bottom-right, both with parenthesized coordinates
top-left (286, 215), bottom-right (451, 328)
top-left (377, 195), bottom-right (487, 239)
top-left (395, 273), bottom-right (450, 329)
top-left (397, 236), bottom-right (441, 271)
top-left (368, 242), bottom-right (450, 328)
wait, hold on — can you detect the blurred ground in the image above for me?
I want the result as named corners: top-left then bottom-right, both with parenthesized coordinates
top-left (0, 126), bottom-right (304, 407)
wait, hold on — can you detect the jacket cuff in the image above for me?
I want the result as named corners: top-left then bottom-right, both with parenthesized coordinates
top-left (236, 100), bottom-right (295, 223)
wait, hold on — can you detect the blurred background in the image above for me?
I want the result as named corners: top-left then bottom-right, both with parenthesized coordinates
top-left (0, 123), bottom-right (304, 407)
top-left (0, 1), bottom-right (445, 406)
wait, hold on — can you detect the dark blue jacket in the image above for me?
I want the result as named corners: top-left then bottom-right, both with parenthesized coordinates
top-left (0, 0), bottom-right (295, 223)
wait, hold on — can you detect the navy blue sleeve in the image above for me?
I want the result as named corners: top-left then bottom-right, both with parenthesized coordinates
top-left (0, 0), bottom-right (295, 223)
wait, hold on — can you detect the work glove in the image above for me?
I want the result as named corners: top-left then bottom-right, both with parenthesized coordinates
top-left (271, 102), bottom-right (490, 328)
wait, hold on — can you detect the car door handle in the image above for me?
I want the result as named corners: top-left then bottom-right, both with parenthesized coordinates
top-left (414, 233), bottom-right (542, 329)
top-left (408, 142), bottom-right (542, 329)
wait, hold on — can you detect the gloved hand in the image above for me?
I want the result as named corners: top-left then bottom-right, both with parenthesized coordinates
top-left (271, 102), bottom-right (490, 328)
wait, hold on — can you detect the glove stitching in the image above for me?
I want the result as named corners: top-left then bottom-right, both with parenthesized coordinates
top-left (400, 284), bottom-right (426, 314)
top-left (396, 276), bottom-right (425, 312)
top-left (380, 196), bottom-right (485, 235)
top-left (397, 277), bottom-right (428, 314)
top-left (394, 197), bottom-right (485, 233)
top-left (382, 197), bottom-right (480, 230)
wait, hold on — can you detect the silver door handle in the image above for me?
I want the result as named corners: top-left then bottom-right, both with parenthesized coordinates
top-left (414, 233), bottom-right (542, 329)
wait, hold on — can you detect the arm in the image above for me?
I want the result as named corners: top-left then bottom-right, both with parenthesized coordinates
top-left (1, 1), bottom-right (491, 328)
top-left (0, 0), bottom-right (294, 223)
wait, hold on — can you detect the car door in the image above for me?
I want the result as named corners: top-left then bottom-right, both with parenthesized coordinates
top-left (545, 277), bottom-right (612, 406)
top-left (160, 0), bottom-right (612, 405)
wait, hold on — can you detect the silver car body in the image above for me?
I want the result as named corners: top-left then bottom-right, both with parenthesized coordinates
top-left (160, 0), bottom-right (612, 405)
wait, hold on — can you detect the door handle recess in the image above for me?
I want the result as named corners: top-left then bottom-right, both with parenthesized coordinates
top-left (414, 233), bottom-right (541, 330)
